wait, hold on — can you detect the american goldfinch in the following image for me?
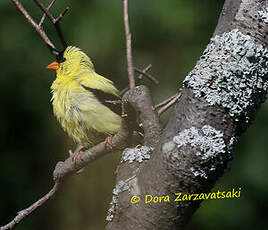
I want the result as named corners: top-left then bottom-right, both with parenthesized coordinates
top-left (47, 46), bottom-right (121, 148)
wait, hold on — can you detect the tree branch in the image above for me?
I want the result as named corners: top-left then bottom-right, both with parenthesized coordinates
top-left (119, 64), bottom-right (153, 96)
top-left (0, 183), bottom-right (60, 230)
top-left (12, 0), bottom-right (69, 56)
top-left (1, 86), bottom-right (159, 230)
top-left (134, 66), bottom-right (159, 85)
top-left (11, 0), bottom-right (56, 53)
top-left (123, 0), bottom-right (135, 89)
top-left (33, 0), bottom-right (68, 49)
top-left (157, 92), bottom-right (181, 116)
top-left (136, 64), bottom-right (152, 81)
top-left (38, 0), bottom-right (56, 27)
top-left (55, 7), bottom-right (70, 24)
top-left (107, 0), bottom-right (268, 229)
top-left (154, 93), bottom-right (179, 110)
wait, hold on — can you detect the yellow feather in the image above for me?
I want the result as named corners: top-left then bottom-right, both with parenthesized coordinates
top-left (50, 46), bottom-right (121, 146)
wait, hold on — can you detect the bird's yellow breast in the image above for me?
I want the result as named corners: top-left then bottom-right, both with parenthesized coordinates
top-left (51, 74), bottom-right (121, 146)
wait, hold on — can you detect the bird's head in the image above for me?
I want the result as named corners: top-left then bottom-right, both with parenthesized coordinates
top-left (46, 46), bottom-right (95, 76)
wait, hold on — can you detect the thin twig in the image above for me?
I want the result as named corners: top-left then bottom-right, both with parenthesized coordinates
top-left (119, 64), bottom-right (152, 96)
top-left (134, 67), bottom-right (159, 85)
top-left (136, 64), bottom-right (152, 81)
top-left (0, 182), bottom-right (60, 230)
top-left (123, 0), bottom-right (135, 89)
top-left (157, 93), bottom-right (181, 116)
top-left (55, 7), bottom-right (70, 23)
top-left (12, 0), bottom-right (69, 56)
top-left (34, 0), bottom-right (55, 23)
top-left (34, 0), bottom-right (68, 49)
top-left (38, 0), bottom-right (56, 27)
top-left (53, 7), bottom-right (69, 49)
top-left (11, 0), bottom-right (56, 51)
top-left (154, 93), bottom-right (178, 109)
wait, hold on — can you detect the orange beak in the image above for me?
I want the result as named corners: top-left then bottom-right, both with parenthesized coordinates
top-left (46, 61), bottom-right (59, 70)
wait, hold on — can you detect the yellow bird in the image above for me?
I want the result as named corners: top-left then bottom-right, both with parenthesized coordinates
top-left (47, 46), bottom-right (121, 148)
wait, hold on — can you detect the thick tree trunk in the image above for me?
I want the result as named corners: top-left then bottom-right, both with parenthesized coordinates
top-left (106, 0), bottom-right (268, 229)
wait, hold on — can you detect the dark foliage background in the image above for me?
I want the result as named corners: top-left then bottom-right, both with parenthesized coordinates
top-left (0, 0), bottom-right (267, 229)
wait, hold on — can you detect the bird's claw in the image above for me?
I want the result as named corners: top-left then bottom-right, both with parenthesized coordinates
top-left (71, 145), bottom-right (86, 165)
top-left (105, 135), bottom-right (113, 150)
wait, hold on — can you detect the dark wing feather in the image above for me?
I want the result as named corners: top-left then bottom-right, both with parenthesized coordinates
top-left (82, 85), bottom-right (122, 116)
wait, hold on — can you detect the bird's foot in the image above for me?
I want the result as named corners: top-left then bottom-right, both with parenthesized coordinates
top-left (70, 144), bottom-right (86, 168)
top-left (105, 135), bottom-right (113, 150)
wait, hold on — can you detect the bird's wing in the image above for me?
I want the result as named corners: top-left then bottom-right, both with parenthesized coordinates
top-left (81, 84), bottom-right (122, 116)
top-left (78, 71), bottom-right (122, 116)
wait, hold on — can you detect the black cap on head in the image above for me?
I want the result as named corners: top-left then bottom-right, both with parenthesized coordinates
top-left (56, 50), bottom-right (66, 63)
top-left (48, 45), bottom-right (66, 63)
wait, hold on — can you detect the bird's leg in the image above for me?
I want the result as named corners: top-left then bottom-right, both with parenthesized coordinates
top-left (105, 135), bottom-right (113, 150)
top-left (70, 144), bottom-right (86, 164)
top-left (68, 144), bottom-right (86, 174)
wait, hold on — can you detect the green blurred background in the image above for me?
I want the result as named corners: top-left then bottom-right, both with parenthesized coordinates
top-left (0, 0), bottom-right (267, 229)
